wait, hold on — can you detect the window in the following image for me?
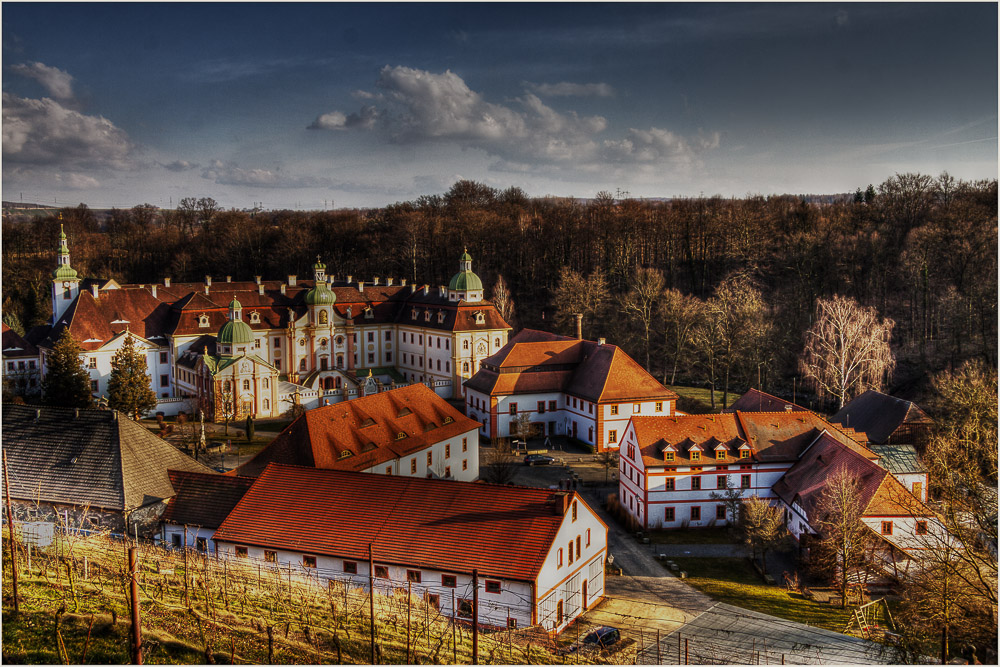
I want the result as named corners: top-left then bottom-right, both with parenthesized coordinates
top-left (264, 550), bottom-right (276, 563)
top-left (158, 374), bottom-right (168, 387)
top-left (586, 528), bottom-right (591, 547)
top-left (741, 474), bottom-right (751, 489)
top-left (608, 430), bottom-right (617, 444)
top-left (610, 405), bottom-right (618, 415)
top-left (89, 357), bottom-right (97, 369)
top-left (716, 450), bottom-right (726, 461)
top-left (385, 330), bottom-right (392, 341)
top-left (690, 506), bottom-right (701, 521)
top-left (665, 452), bottom-right (675, 463)
top-left (254, 339), bottom-right (261, 349)
top-left (912, 482), bottom-right (923, 499)
top-left (445, 444), bottom-right (451, 458)
top-left (235, 546), bottom-right (248, 558)
top-left (548, 400), bottom-right (557, 411)
top-left (717, 475), bottom-right (727, 489)
top-left (716, 505), bottom-right (727, 520)
top-left (368, 331), bottom-right (375, 342)
top-left (303, 555), bottom-right (317, 568)
top-left (444, 466), bottom-right (451, 477)
top-left (442, 575), bottom-right (457, 587)
top-left (343, 561), bottom-right (358, 574)
top-left (427, 593), bottom-right (440, 610)
top-left (299, 358), bottom-right (307, 371)
top-left (915, 521), bottom-right (928, 536)
top-left (199, 315), bottom-right (209, 328)
top-left (274, 338), bottom-right (281, 348)
top-left (410, 459), bottom-right (417, 474)
top-left (881, 521), bottom-right (893, 536)
top-left (463, 340), bottom-right (469, 350)
top-left (538, 400), bottom-right (546, 414)
top-left (196, 537), bottom-right (207, 552)
top-left (740, 449), bottom-right (750, 459)
top-left (462, 362), bottom-right (469, 373)
top-left (556, 600), bottom-right (564, 625)
top-left (572, 500), bottom-right (578, 521)
top-left (462, 459), bottom-right (468, 471)
top-left (159, 351), bottom-right (168, 364)
top-left (462, 437), bottom-right (468, 452)
top-left (375, 566), bottom-right (389, 578)
top-left (243, 379), bottom-right (251, 391)
top-left (576, 535), bottom-right (582, 556)
top-left (28, 360), bottom-right (35, 370)
top-left (385, 466), bottom-right (392, 474)
top-left (171, 533), bottom-right (182, 547)
top-left (458, 599), bottom-right (474, 618)
top-left (572, 397), bottom-right (578, 408)
top-left (485, 580), bottom-right (501, 594)
top-left (386, 352), bottom-right (392, 363)
top-left (90, 380), bottom-right (99, 393)
top-left (691, 476), bottom-right (701, 491)
top-left (507, 618), bottom-right (518, 629)
top-left (655, 401), bottom-right (663, 412)
top-left (634, 403), bottom-right (641, 413)
top-left (558, 548), bottom-right (563, 567)
top-left (568, 541), bottom-right (574, 564)
top-left (665, 477), bottom-right (675, 491)
top-left (665, 507), bottom-right (675, 522)
top-left (426, 452), bottom-right (433, 467)
top-left (368, 353), bottom-right (375, 363)
top-left (690, 450), bottom-right (701, 462)
top-left (263, 398), bottom-right (270, 410)
top-left (407, 570), bottom-right (422, 583)
top-left (509, 403), bottom-right (518, 415)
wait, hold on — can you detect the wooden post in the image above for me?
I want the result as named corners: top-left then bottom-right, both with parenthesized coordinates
top-left (656, 629), bottom-right (661, 664)
top-left (368, 544), bottom-right (376, 665)
top-left (685, 637), bottom-right (689, 665)
top-left (183, 528), bottom-right (189, 607)
top-left (407, 579), bottom-right (412, 663)
top-left (452, 590), bottom-right (457, 664)
top-left (678, 633), bottom-right (682, 663)
top-left (4, 451), bottom-right (19, 615)
top-left (83, 555), bottom-right (89, 580)
top-left (752, 638), bottom-right (756, 665)
top-left (129, 547), bottom-right (143, 664)
top-left (639, 629), bottom-right (644, 665)
top-left (472, 569), bottom-right (479, 665)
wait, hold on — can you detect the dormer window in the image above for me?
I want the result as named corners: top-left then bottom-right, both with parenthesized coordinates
top-left (249, 311), bottom-right (260, 323)
top-left (740, 450), bottom-right (750, 459)
top-left (690, 450), bottom-right (701, 462)
top-left (198, 314), bottom-right (210, 328)
top-left (396, 432), bottom-right (406, 440)
top-left (438, 311), bottom-right (446, 324)
top-left (365, 306), bottom-right (374, 320)
top-left (425, 311), bottom-right (432, 322)
top-left (665, 452), bottom-right (675, 462)
top-left (443, 416), bottom-right (454, 424)
top-left (411, 308), bottom-right (418, 320)
top-left (716, 450), bottom-right (727, 461)
top-left (475, 311), bottom-right (485, 324)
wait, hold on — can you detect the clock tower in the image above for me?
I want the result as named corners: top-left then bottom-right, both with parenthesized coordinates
top-left (51, 224), bottom-right (81, 324)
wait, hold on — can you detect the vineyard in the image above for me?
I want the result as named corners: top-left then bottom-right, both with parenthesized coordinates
top-left (2, 528), bottom-right (628, 664)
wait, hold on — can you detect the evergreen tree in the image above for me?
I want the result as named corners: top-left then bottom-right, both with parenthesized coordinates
top-left (107, 334), bottom-right (157, 420)
top-left (42, 330), bottom-right (93, 408)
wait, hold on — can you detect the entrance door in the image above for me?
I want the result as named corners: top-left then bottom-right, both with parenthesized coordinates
top-left (572, 421), bottom-right (578, 438)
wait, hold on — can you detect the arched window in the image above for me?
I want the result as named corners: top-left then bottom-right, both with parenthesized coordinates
top-left (299, 358), bottom-right (307, 371)
top-left (494, 338), bottom-right (500, 347)
top-left (243, 379), bottom-right (250, 391)
top-left (319, 310), bottom-right (329, 324)
top-left (336, 336), bottom-right (344, 346)
top-left (463, 362), bottom-right (470, 373)
top-left (263, 378), bottom-right (269, 389)
top-left (223, 380), bottom-right (231, 392)
top-left (321, 357), bottom-right (329, 370)
top-left (463, 340), bottom-right (469, 350)
top-left (263, 399), bottom-right (270, 410)
top-left (336, 354), bottom-right (344, 368)
top-left (335, 377), bottom-right (342, 389)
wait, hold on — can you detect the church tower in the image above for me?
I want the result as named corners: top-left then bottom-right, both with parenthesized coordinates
top-left (447, 249), bottom-right (484, 303)
top-left (51, 224), bottom-right (81, 324)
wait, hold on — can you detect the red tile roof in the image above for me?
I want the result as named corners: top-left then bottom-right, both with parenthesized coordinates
top-left (162, 470), bottom-right (256, 528)
top-left (631, 411), bottom-right (878, 467)
top-left (214, 464), bottom-right (586, 581)
top-left (236, 384), bottom-right (480, 477)
top-left (465, 329), bottom-right (676, 403)
top-left (2, 324), bottom-right (39, 358)
top-left (771, 433), bottom-right (930, 521)
top-left (723, 389), bottom-right (809, 414)
top-left (829, 390), bottom-right (933, 444)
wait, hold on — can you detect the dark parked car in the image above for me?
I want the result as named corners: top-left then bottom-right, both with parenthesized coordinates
top-left (524, 454), bottom-right (555, 466)
top-left (583, 626), bottom-right (621, 649)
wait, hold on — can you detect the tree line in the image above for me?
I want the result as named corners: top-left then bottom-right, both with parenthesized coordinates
top-left (3, 173), bottom-right (995, 409)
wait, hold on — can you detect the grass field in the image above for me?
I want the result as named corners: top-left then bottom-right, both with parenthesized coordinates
top-left (647, 526), bottom-right (735, 545)
top-left (669, 557), bottom-right (852, 633)
top-left (666, 385), bottom-right (739, 414)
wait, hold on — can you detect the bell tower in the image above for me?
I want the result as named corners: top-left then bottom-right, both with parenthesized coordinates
top-left (51, 223), bottom-right (81, 324)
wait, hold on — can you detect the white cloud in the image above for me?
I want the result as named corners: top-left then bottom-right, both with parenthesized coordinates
top-left (201, 160), bottom-right (333, 188)
top-left (159, 159), bottom-right (200, 172)
top-left (2, 92), bottom-right (132, 169)
top-left (9, 62), bottom-right (74, 99)
top-left (527, 81), bottom-right (616, 98)
top-left (56, 173), bottom-right (102, 189)
top-left (309, 66), bottom-right (717, 172)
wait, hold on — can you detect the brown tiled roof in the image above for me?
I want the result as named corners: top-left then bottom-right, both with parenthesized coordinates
top-left (236, 384), bottom-right (480, 477)
top-left (829, 390), bottom-right (933, 444)
top-left (41, 288), bottom-right (174, 351)
top-left (2, 405), bottom-right (214, 511)
top-left (2, 324), bottom-right (39, 358)
top-left (771, 433), bottom-right (930, 521)
top-left (162, 470), bottom-right (256, 528)
top-left (631, 411), bottom-right (878, 467)
top-left (466, 329), bottom-right (676, 403)
top-left (214, 464), bottom-right (591, 581)
top-left (723, 389), bottom-right (809, 414)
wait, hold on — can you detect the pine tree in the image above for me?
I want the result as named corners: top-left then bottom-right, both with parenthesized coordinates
top-left (42, 329), bottom-right (93, 408)
top-left (107, 334), bottom-right (157, 420)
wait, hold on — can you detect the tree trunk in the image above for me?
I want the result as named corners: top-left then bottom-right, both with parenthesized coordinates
top-left (940, 625), bottom-right (948, 664)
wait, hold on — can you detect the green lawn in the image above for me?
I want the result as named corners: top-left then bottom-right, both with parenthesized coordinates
top-left (666, 385), bottom-right (738, 414)
top-left (670, 557), bottom-right (852, 633)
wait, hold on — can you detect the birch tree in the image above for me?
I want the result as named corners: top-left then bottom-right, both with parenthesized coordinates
top-left (622, 267), bottom-right (664, 371)
top-left (799, 295), bottom-right (895, 410)
top-left (813, 470), bottom-right (872, 608)
top-left (491, 274), bottom-right (516, 328)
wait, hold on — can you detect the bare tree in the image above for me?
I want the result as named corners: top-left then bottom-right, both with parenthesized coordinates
top-left (623, 267), bottom-right (665, 371)
top-left (552, 267), bottom-right (609, 339)
top-left (481, 438), bottom-right (518, 485)
top-left (709, 474), bottom-right (744, 533)
top-left (738, 496), bottom-right (787, 572)
top-left (799, 295), bottom-right (895, 410)
top-left (491, 274), bottom-right (516, 328)
top-left (812, 470), bottom-right (873, 608)
top-left (658, 288), bottom-right (704, 386)
top-left (706, 272), bottom-right (772, 407)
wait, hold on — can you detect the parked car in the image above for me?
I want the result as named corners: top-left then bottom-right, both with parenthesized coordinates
top-left (524, 453), bottom-right (555, 466)
top-left (566, 626), bottom-right (623, 654)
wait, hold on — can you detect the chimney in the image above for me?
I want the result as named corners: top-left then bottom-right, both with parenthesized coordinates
top-left (401, 278), bottom-right (407, 287)
top-left (226, 275), bottom-right (232, 283)
top-left (597, 337), bottom-right (606, 346)
top-left (288, 275), bottom-right (297, 287)
top-left (205, 275), bottom-right (212, 287)
top-left (255, 275), bottom-right (262, 284)
top-left (90, 284), bottom-right (99, 298)
top-left (347, 275), bottom-right (353, 284)
top-left (164, 277), bottom-right (171, 287)
top-left (204, 284), bottom-right (210, 295)
top-left (373, 277), bottom-right (380, 286)
top-left (552, 491), bottom-right (571, 515)
top-left (151, 284), bottom-right (157, 298)
top-left (258, 284), bottom-right (265, 296)
top-left (423, 285), bottom-right (430, 296)
top-left (439, 286), bottom-right (446, 297)
top-left (575, 313), bottom-right (583, 340)
top-left (358, 281), bottom-right (365, 293)
top-left (387, 278), bottom-right (394, 287)
top-left (280, 284), bottom-right (287, 296)
top-left (785, 404), bottom-right (793, 411)
top-left (74, 408), bottom-right (80, 418)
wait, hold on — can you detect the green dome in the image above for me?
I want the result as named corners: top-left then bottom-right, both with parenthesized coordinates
top-left (448, 270), bottom-right (483, 292)
top-left (217, 318), bottom-right (254, 346)
top-left (304, 283), bottom-right (336, 305)
top-left (460, 249), bottom-right (473, 262)
top-left (53, 264), bottom-right (79, 280)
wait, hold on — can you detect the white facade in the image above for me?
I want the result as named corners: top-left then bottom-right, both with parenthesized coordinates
top-left (359, 429), bottom-right (480, 482)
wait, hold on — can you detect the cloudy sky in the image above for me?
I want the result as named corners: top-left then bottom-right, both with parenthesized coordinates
top-left (3, 3), bottom-right (996, 210)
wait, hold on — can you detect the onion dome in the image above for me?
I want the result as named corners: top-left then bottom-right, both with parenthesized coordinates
top-left (448, 248), bottom-right (484, 292)
top-left (218, 298), bottom-right (253, 346)
top-left (304, 282), bottom-right (336, 305)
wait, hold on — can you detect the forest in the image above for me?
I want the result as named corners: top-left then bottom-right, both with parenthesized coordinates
top-left (3, 172), bottom-right (996, 411)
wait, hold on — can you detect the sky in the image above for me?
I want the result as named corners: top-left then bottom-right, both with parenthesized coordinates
top-left (2, 2), bottom-right (997, 210)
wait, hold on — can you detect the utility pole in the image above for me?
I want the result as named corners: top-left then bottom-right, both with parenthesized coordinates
top-left (129, 547), bottom-right (143, 664)
top-left (368, 543), bottom-right (376, 664)
top-left (3, 451), bottom-right (20, 615)
top-left (472, 569), bottom-right (479, 664)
